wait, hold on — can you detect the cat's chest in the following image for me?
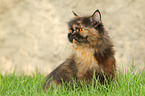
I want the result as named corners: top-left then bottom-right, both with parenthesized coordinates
top-left (74, 47), bottom-right (102, 80)
top-left (74, 47), bottom-right (100, 70)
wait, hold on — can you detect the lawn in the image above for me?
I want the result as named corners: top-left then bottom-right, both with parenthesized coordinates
top-left (0, 69), bottom-right (145, 96)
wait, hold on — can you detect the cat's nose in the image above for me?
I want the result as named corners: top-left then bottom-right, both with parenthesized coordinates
top-left (73, 30), bottom-right (79, 34)
top-left (76, 29), bottom-right (80, 33)
top-left (72, 31), bottom-right (76, 34)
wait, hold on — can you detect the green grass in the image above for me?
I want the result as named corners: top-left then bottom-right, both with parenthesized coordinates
top-left (0, 69), bottom-right (145, 96)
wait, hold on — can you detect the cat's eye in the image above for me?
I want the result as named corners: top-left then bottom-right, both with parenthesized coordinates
top-left (70, 30), bottom-right (72, 33)
top-left (80, 28), bottom-right (84, 32)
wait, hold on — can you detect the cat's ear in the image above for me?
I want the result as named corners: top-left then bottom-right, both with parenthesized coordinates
top-left (92, 10), bottom-right (101, 22)
top-left (72, 11), bottom-right (78, 17)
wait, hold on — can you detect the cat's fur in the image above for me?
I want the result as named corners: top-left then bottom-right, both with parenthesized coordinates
top-left (43, 10), bottom-right (116, 91)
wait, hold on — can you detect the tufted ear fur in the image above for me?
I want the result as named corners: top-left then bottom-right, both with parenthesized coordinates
top-left (72, 11), bottom-right (78, 17)
top-left (92, 10), bottom-right (101, 22)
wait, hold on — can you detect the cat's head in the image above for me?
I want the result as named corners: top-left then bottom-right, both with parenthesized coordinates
top-left (68, 10), bottom-right (106, 48)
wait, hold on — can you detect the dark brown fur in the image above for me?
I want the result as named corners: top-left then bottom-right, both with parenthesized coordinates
top-left (43, 10), bottom-right (116, 91)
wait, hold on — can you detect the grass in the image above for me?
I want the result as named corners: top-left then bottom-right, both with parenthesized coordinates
top-left (0, 69), bottom-right (145, 96)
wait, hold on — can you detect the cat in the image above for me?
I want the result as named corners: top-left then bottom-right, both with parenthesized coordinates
top-left (43, 10), bottom-right (116, 91)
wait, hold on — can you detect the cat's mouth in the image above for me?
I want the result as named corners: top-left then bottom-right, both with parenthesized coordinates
top-left (68, 33), bottom-right (88, 43)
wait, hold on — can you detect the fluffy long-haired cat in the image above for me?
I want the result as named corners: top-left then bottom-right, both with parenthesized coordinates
top-left (43, 10), bottom-right (116, 90)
